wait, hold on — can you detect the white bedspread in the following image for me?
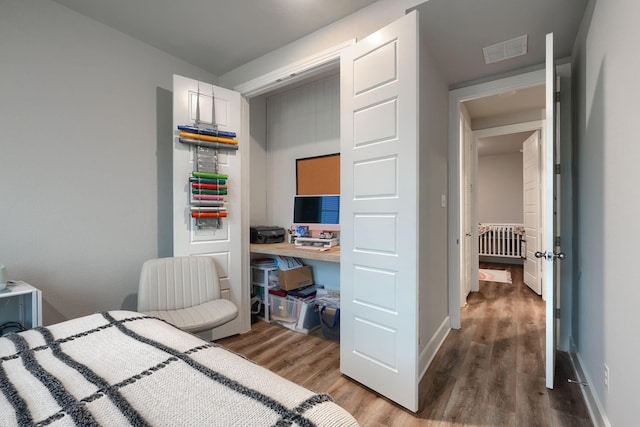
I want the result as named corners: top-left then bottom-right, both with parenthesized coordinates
top-left (0, 310), bottom-right (359, 427)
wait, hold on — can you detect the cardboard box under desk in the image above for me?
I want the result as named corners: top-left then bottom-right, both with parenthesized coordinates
top-left (278, 265), bottom-right (314, 291)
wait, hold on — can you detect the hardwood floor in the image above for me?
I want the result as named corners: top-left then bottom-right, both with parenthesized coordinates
top-left (217, 264), bottom-right (592, 426)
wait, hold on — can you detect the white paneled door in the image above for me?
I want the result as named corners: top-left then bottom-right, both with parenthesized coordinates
top-left (523, 130), bottom-right (541, 295)
top-left (462, 113), bottom-right (474, 300)
top-left (172, 75), bottom-right (244, 340)
top-left (340, 11), bottom-right (419, 412)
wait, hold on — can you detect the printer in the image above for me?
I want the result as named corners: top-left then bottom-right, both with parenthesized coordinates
top-left (250, 226), bottom-right (286, 244)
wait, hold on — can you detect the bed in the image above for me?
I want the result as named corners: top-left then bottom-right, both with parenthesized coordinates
top-left (0, 310), bottom-right (359, 426)
top-left (478, 223), bottom-right (525, 259)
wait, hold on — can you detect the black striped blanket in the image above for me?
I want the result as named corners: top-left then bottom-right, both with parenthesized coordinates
top-left (0, 310), bottom-right (359, 426)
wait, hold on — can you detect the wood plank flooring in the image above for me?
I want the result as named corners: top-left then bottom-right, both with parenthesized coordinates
top-left (217, 263), bottom-right (592, 426)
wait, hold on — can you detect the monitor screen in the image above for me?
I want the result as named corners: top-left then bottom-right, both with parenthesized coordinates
top-left (293, 195), bottom-right (340, 224)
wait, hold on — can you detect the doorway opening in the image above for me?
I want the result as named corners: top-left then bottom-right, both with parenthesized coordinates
top-left (448, 67), bottom-right (546, 329)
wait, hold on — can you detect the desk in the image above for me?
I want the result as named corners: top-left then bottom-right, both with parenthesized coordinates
top-left (250, 242), bottom-right (340, 263)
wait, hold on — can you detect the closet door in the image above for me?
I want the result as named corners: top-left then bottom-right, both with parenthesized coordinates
top-left (172, 75), bottom-right (246, 340)
top-left (543, 32), bottom-right (559, 389)
top-left (340, 11), bottom-right (420, 412)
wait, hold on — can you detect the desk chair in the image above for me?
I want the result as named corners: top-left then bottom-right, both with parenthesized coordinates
top-left (137, 256), bottom-right (238, 333)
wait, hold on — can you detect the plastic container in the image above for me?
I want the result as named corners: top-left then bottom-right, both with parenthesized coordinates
top-left (269, 295), bottom-right (320, 334)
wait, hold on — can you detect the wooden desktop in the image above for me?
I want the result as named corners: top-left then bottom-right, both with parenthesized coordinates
top-left (249, 242), bottom-right (340, 263)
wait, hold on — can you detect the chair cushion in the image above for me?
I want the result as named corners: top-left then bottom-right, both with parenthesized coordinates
top-left (144, 298), bottom-right (238, 333)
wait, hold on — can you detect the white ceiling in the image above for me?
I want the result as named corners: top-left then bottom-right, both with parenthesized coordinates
top-left (51, 0), bottom-right (587, 85)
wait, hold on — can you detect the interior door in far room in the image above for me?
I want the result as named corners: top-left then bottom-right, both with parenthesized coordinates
top-left (523, 130), bottom-right (541, 295)
top-left (340, 11), bottom-right (419, 412)
top-left (172, 75), bottom-right (244, 340)
top-left (462, 107), bottom-right (475, 298)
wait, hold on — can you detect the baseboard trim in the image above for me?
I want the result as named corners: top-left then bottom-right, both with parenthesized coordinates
top-left (419, 316), bottom-right (451, 379)
top-left (569, 338), bottom-right (611, 427)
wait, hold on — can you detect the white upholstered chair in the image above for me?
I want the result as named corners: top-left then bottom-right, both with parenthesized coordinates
top-left (137, 256), bottom-right (238, 333)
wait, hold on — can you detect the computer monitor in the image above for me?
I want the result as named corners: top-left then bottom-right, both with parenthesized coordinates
top-left (292, 195), bottom-right (340, 234)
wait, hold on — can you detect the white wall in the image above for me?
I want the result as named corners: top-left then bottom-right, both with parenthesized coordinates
top-left (477, 152), bottom-right (524, 223)
top-left (0, 0), bottom-right (217, 324)
top-left (572, 0), bottom-right (640, 425)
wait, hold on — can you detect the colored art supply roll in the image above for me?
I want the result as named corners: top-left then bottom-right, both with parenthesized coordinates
top-left (192, 189), bottom-right (228, 195)
top-left (177, 125), bottom-right (236, 138)
top-left (189, 177), bottom-right (227, 185)
top-left (179, 131), bottom-right (238, 145)
top-left (191, 211), bottom-right (228, 218)
top-left (190, 201), bottom-right (224, 207)
top-left (192, 171), bottom-right (228, 180)
top-left (179, 137), bottom-right (239, 151)
top-left (192, 194), bottom-right (225, 200)
top-left (189, 206), bottom-right (227, 212)
top-left (192, 183), bottom-right (228, 190)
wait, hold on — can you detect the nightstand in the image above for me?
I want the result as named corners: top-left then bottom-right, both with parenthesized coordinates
top-left (0, 281), bottom-right (42, 333)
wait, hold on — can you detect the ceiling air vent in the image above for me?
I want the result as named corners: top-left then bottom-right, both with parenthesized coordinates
top-left (483, 34), bottom-right (528, 64)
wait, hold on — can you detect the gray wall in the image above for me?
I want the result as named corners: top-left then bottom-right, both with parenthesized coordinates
top-left (477, 152), bottom-right (524, 224)
top-left (0, 0), bottom-right (216, 324)
top-left (418, 36), bottom-right (450, 353)
top-left (264, 75), bottom-right (341, 230)
top-left (572, 0), bottom-right (640, 425)
top-left (257, 74), bottom-right (341, 289)
top-left (219, 0), bottom-right (427, 90)
top-left (249, 95), bottom-right (268, 227)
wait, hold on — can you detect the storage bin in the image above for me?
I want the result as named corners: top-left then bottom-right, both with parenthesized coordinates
top-left (269, 294), bottom-right (320, 334)
top-left (269, 295), bottom-right (300, 323)
top-left (320, 306), bottom-right (340, 341)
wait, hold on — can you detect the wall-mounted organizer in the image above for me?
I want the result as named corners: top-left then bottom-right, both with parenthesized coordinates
top-left (177, 90), bottom-right (239, 229)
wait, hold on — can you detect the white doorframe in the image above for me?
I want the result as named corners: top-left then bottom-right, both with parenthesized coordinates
top-left (233, 40), bottom-right (354, 98)
top-left (448, 69), bottom-right (545, 329)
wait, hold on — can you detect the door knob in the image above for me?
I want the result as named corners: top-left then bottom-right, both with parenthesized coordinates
top-left (535, 250), bottom-right (566, 261)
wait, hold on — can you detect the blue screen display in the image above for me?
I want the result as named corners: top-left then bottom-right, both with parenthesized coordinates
top-left (293, 195), bottom-right (340, 224)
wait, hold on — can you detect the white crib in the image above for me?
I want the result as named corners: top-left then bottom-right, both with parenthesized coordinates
top-left (478, 223), bottom-right (525, 259)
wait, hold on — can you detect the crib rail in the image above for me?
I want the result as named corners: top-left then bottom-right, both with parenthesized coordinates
top-left (478, 223), bottom-right (525, 258)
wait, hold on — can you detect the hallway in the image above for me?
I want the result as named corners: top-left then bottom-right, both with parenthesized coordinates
top-left (419, 263), bottom-right (592, 426)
